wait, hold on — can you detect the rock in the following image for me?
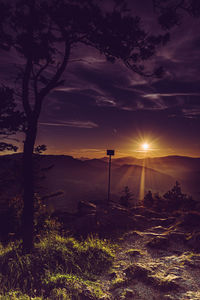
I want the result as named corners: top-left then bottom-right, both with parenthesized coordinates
top-left (70, 202), bottom-right (135, 235)
top-left (181, 290), bottom-right (200, 300)
top-left (157, 217), bottom-right (176, 227)
top-left (77, 200), bottom-right (96, 216)
top-left (120, 288), bottom-right (135, 299)
top-left (167, 232), bottom-right (186, 244)
top-left (124, 264), bottom-right (180, 293)
top-left (114, 287), bottom-right (137, 300)
top-left (142, 209), bottom-right (167, 219)
top-left (133, 214), bottom-right (148, 230)
top-left (148, 274), bottom-right (180, 292)
top-left (187, 232), bottom-right (200, 251)
top-left (51, 211), bottom-right (77, 227)
top-left (162, 294), bottom-right (177, 300)
top-left (123, 231), bottom-right (142, 239)
top-left (180, 212), bottom-right (200, 230)
top-left (96, 203), bottom-right (135, 231)
top-left (150, 226), bottom-right (167, 233)
top-left (126, 249), bottom-right (144, 257)
top-left (130, 206), bottom-right (145, 215)
top-left (72, 213), bottom-right (99, 235)
top-left (124, 264), bottom-right (151, 282)
top-left (146, 236), bottom-right (170, 249)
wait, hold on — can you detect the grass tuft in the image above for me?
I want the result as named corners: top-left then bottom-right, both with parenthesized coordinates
top-left (0, 233), bottom-right (115, 298)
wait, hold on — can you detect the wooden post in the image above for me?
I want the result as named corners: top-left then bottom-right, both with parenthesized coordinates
top-left (107, 150), bottom-right (115, 203)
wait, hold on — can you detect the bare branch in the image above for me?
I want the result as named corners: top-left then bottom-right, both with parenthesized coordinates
top-left (32, 60), bottom-right (50, 101)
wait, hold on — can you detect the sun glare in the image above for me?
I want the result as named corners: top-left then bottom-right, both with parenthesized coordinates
top-left (142, 143), bottom-right (149, 151)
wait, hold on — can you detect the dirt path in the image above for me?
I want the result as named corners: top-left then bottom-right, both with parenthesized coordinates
top-left (99, 214), bottom-right (200, 300)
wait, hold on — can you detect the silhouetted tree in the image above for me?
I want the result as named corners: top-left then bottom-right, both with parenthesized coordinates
top-left (0, 0), bottom-right (169, 252)
top-left (163, 181), bottom-right (195, 212)
top-left (120, 186), bottom-right (134, 207)
top-left (144, 190), bottom-right (154, 208)
top-left (0, 86), bottom-right (24, 152)
top-left (153, 0), bottom-right (200, 30)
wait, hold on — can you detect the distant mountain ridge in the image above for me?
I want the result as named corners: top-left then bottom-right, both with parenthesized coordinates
top-left (0, 154), bottom-right (200, 212)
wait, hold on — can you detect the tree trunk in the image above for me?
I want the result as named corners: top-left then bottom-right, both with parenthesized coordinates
top-left (22, 119), bottom-right (37, 253)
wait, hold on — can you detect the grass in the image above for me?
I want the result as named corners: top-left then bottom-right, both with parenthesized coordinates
top-left (0, 291), bottom-right (43, 299)
top-left (0, 232), bottom-right (115, 299)
top-left (111, 277), bottom-right (127, 289)
top-left (44, 273), bottom-right (108, 299)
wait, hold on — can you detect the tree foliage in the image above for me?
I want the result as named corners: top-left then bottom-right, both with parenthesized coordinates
top-left (153, 0), bottom-right (200, 30)
top-left (0, 86), bottom-right (24, 152)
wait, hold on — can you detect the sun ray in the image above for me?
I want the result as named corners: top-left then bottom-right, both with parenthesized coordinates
top-left (139, 158), bottom-right (146, 202)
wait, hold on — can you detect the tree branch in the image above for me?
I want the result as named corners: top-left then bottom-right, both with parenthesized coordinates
top-left (38, 41), bottom-right (70, 100)
top-left (32, 60), bottom-right (50, 101)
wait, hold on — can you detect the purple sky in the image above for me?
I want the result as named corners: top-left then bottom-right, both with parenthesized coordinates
top-left (1, 0), bottom-right (200, 158)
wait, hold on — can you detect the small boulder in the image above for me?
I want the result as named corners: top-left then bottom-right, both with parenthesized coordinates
top-left (77, 200), bottom-right (96, 216)
top-left (187, 232), bottom-right (200, 252)
top-left (167, 232), bottom-right (186, 243)
top-left (146, 236), bottom-right (170, 249)
top-left (120, 288), bottom-right (135, 299)
top-left (72, 213), bottom-right (98, 235)
top-left (124, 264), bottom-right (151, 282)
top-left (126, 249), bottom-right (144, 257)
top-left (180, 212), bottom-right (200, 230)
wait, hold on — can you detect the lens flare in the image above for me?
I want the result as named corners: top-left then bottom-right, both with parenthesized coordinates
top-left (142, 143), bottom-right (149, 151)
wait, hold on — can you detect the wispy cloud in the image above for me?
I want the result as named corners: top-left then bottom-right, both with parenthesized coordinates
top-left (143, 93), bottom-right (200, 99)
top-left (39, 120), bottom-right (98, 129)
top-left (182, 108), bottom-right (200, 119)
top-left (95, 95), bottom-right (117, 107)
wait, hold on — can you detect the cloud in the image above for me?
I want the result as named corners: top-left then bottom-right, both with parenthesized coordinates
top-left (38, 17), bottom-right (200, 123)
top-left (182, 108), bottom-right (200, 119)
top-left (143, 93), bottom-right (200, 99)
top-left (39, 120), bottom-right (98, 129)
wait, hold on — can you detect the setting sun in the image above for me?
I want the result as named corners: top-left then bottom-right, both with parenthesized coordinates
top-left (142, 143), bottom-right (149, 151)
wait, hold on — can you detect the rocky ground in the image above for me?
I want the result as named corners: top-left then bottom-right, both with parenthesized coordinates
top-left (58, 202), bottom-right (200, 300)
top-left (102, 211), bottom-right (200, 299)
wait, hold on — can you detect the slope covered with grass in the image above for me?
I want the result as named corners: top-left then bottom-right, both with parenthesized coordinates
top-left (0, 232), bottom-right (115, 299)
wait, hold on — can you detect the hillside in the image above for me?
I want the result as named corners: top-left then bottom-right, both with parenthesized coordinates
top-left (1, 200), bottom-right (200, 299)
top-left (0, 154), bottom-right (200, 212)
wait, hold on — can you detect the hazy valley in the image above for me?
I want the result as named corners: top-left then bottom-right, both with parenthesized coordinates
top-left (1, 154), bottom-right (200, 213)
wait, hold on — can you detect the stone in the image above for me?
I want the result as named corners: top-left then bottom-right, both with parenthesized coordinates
top-left (146, 236), bottom-right (170, 249)
top-left (167, 232), bottom-right (186, 243)
top-left (187, 232), bottom-right (200, 251)
top-left (124, 264), bottom-right (151, 282)
top-left (77, 200), bottom-right (96, 216)
top-left (180, 212), bottom-right (200, 230)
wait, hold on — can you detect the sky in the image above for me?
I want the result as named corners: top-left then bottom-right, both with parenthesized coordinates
top-left (1, 0), bottom-right (200, 158)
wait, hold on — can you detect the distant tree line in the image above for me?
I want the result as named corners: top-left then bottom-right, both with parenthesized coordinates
top-left (144, 181), bottom-right (196, 212)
